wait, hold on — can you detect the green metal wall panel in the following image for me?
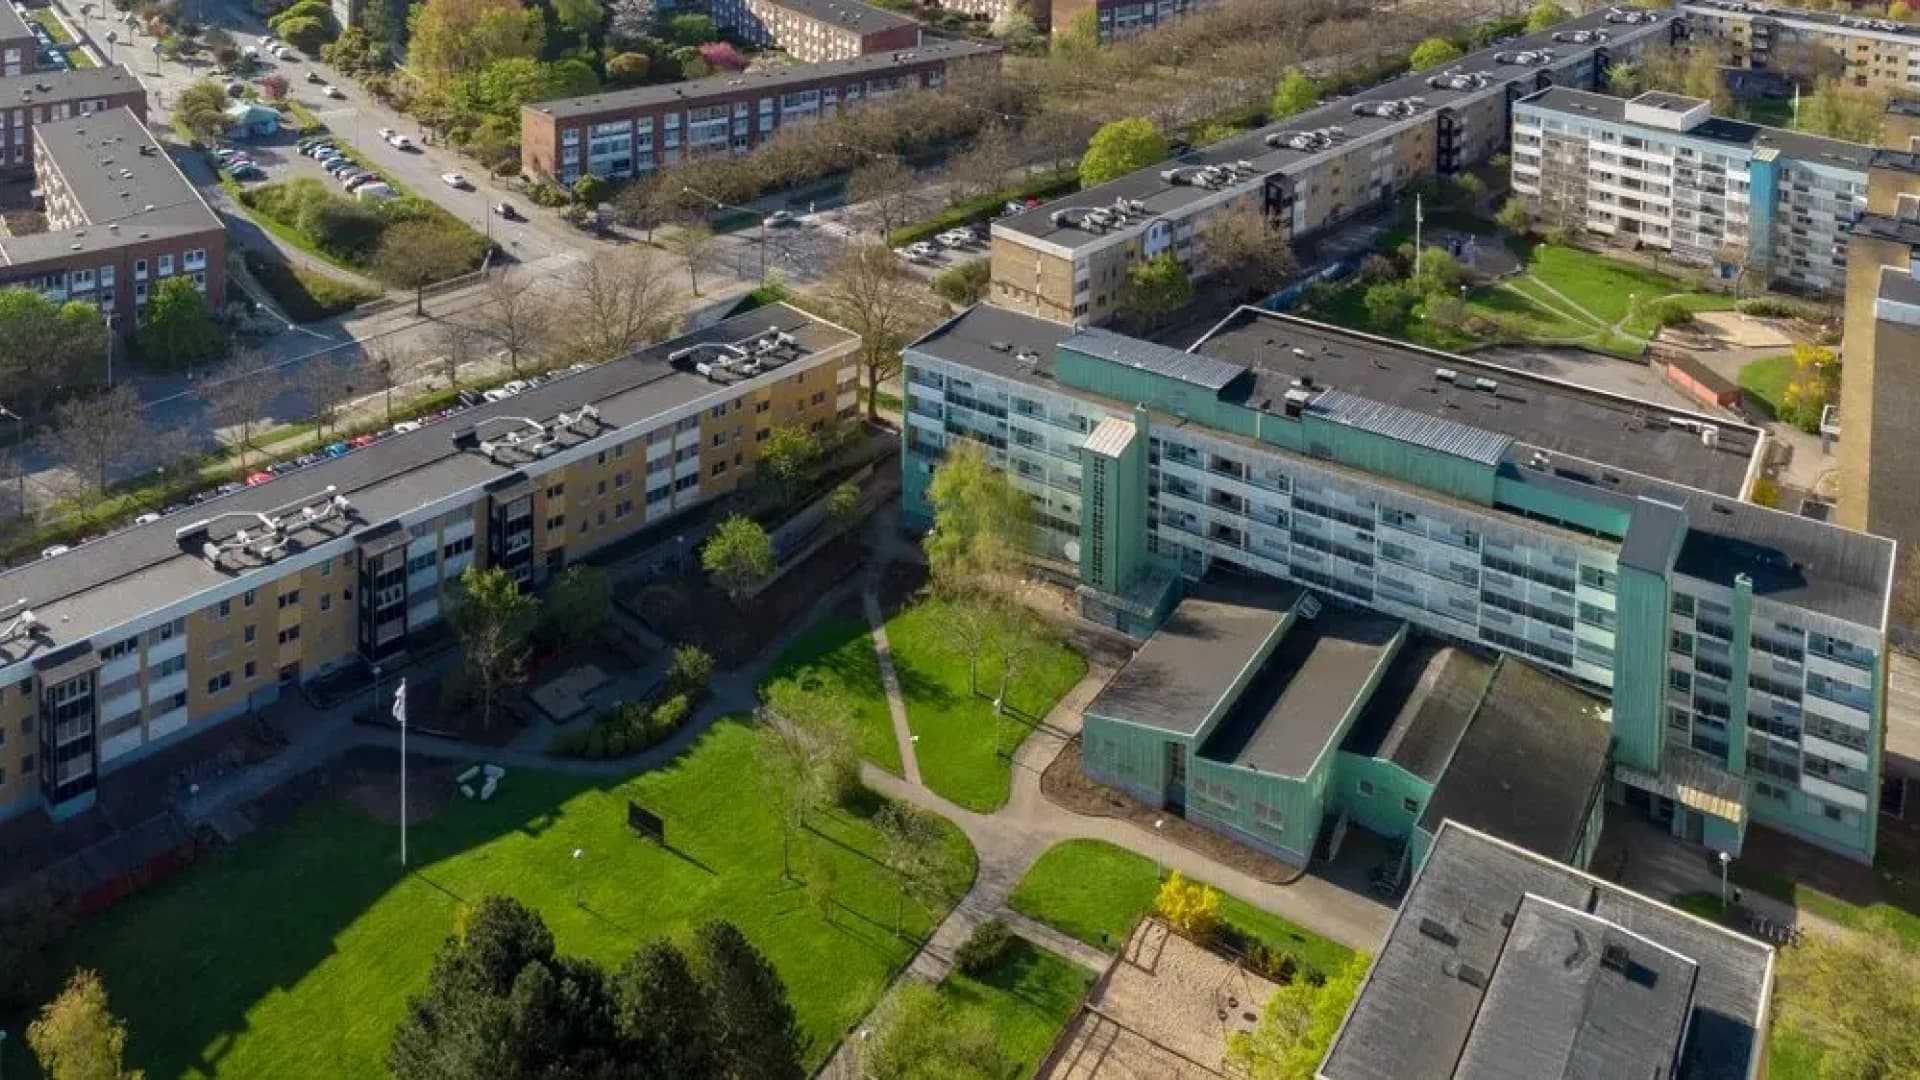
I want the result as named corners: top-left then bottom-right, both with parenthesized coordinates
top-left (1186, 755), bottom-right (1326, 865)
top-left (1492, 474), bottom-right (1633, 539)
top-left (1055, 349), bottom-right (1259, 438)
top-left (1080, 715), bottom-right (1180, 805)
top-left (1332, 754), bottom-right (1436, 840)
top-left (1305, 417), bottom-right (1498, 505)
top-left (1613, 562), bottom-right (1671, 773)
top-left (1726, 575), bottom-right (1753, 775)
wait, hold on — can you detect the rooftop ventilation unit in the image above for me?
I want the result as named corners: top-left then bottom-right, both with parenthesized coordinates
top-left (1494, 49), bottom-right (1557, 65)
top-left (1427, 69), bottom-right (1492, 91)
top-left (1604, 6), bottom-right (1662, 22)
top-left (1551, 28), bottom-right (1608, 43)
top-left (182, 486), bottom-right (354, 571)
top-left (1262, 126), bottom-right (1344, 152)
top-left (1351, 97), bottom-right (1427, 119)
top-left (0, 598), bottom-right (42, 649)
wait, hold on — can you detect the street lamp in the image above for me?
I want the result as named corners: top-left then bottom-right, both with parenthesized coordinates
top-left (104, 29), bottom-right (116, 64)
top-left (682, 184), bottom-right (766, 281)
top-left (103, 309), bottom-right (116, 387)
top-left (1718, 850), bottom-right (1732, 911)
top-left (152, 40), bottom-right (161, 77)
top-left (1153, 817), bottom-right (1166, 879)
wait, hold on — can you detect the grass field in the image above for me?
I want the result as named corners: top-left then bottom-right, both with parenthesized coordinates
top-left (885, 600), bottom-right (1088, 812)
top-left (1737, 355), bottom-right (1794, 419)
top-left (935, 938), bottom-right (1093, 1077)
top-left (1008, 839), bottom-right (1353, 977)
top-left (27, 720), bottom-right (973, 1079)
top-left (762, 614), bottom-right (903, 775)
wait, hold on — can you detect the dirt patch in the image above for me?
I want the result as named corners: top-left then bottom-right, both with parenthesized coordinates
top-left (345, 758), bottom-right (458, 827)
top-left (1042, 736), bottom-right (1302, 885)
top-left (625, 534), bottom-right (873, 667)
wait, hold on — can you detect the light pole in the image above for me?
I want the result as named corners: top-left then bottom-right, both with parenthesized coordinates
top-left (1153, 817), bottom-right (1166, 880)
top-left (682, 184), bottom-right (766, 281)
top-left (103, 310), bottom-right (115, 387)
top-left (1718, 850), bottom-right (1732, 911)
top-left (104, 28), bottom-right (116, 64)
top-left (152, 40), bottom-right (161, 77)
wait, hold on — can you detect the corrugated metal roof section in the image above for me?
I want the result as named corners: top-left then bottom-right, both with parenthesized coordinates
top-left (1065, 328), bottom-right (1248, 392)
top-left (1306, 389), bottom-right (1513, 466)
top-left (1083, 415), bottom-right (1136, 458)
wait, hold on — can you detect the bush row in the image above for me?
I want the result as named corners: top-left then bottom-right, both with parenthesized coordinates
top-left (550, 692), bottom-right (692, 759)
top-left (1737, 297), bottom-right (1828, 322)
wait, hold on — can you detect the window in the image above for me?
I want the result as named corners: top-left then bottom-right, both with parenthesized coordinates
top-left (321, 560), bottom-right (333, 579)
top-left (278, 626), bottom-right (301, 645)
top-left (206, 671), bottom-right (232, 695)
top-left (244, 625), bottom-right (257, 645)
top-left (547, 514), bottom-right (565, 532)
top-left (244, 588), bottom-right (257, 608)
top-left (217, 599), bottom-right (231, 620)
top-left (319, 593), bottom-right (332, 613)
top-left (755, 400), bottom-right (771, 413)
top-left (279, 589), bottom-right (301, 609)
top-left (711, 461), bottom-right (728, 476)
top-left (1402, 797), bottom-right (1420, 814)
top-left (408, 552), bottom-right (437, 574)
top-left (443, 536), bottom-right (475, 559)
top-left (154, 656), bottom-right (185, 679)
top-left (245, 661), bottom-right (257, 679)
top-left (546, 483), bottom-right (565, 498)
top-left (1357, 779), bottom-right (1375, 796)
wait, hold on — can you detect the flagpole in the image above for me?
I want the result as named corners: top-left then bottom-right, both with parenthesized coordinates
top-left (392, 677), bottom-right (409, 868)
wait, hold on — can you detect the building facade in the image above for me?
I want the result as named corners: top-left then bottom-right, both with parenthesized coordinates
top-left (1048, 0), bottom-right (1217, 41)
top-left (710, 0), bottom-right (919, 62)
top-left (1511, 88), bottom-right (1871, 297)
top-left (0, 4), bottom-right (35, 78)
top-left (989, 7), bottom-right (1678, 326)
top-left (1682, 0), bottom-right (1920, 96)
top-left (0, 305), bottom-right (861, 824)
top-left (903, 303), bottom-right (1895, 864)
top-left (0, 108), bottom-right (224, 331)
top-left (0, 65), bottom-right (147, 174)
top-left (520, 41), bottom-right (999, 186)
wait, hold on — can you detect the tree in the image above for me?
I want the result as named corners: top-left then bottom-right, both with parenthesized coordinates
top-left (1800, 76), bottom-right (1886, 144)
top-left (1408, 37), bottom-right (1463, 70)
top-left (611, 941), bottom-right (721, 1079)
top-left (661, 220), bottom-right (718, 294)
top-left (27, 969), bottom-right (142, 1080)
top-left (443, 565), bottom-right (540, 731)
top-left (562, 249), bottom-right (681, 361)
top-left (540, 565), bottom-right (610, 649)
top-left (1271, 69), bottom-right (1317, 119)
top-left (755, 423), bottom-right (822, 508)
top-left (755, 678), bottom-right (859, 875)
top-left (606, 0), bottom-right (652, 45)
top-left (260, 72), bottom-right (290, 100)
top-left (1362, 281), bottom-right (1419, 327)
top-left (702, 513), bottom-right (775, 602)
top-left (42, 383), bottom-right (154, 502)
top-left (988, 7), bottom-right (1037, 43)
top-left (688, 920), bottom-right (804, 1080)
top-left (1606, 60), bottom-right (1643, 97)
top-left (1052, 5), bottom-right (1099, 57)
top-left (358, 339), bottom-right (410, 425)
top-left (667, 643), bottom-right (714, 694)
top-left (876, 802), bottom-right (947, 935)
top-left (433, 318), bottom-right (478, 395)
top-left (666, 12), bottom-right (716, 45)
top-left (1197, 205), bottom-right (1297, 294)
top-left (274, 14), bottom-right (331, 52)
top-left (923, 441), bottom-right (1033, 698)
top-left (846, 157), bottom-right (922, 241)
top-left (0, 288), bottom-right (107, 407)
top-left (1525, 0), bottom-right (1569, 31)
top-left (1894, 0), bottom-right (1913, 19)
top-left (292, 352), bottom-right (354, 443)
top-left (137, 277), bottom-right (224, 369)
top-left (818, 242), bottom-right (926, 422)
top-left (1641, 43), bottom-right (1732, 113)
top-left (551, 0), bottom-right (603, 39)
top-left (948, 123), bottom-right (1018, 202)
top-left (406, 0), bottom-right (543, 86)
top-left (375, 222), bottom-right (481, 314)
top-left (0, 885), bottom-right (75, 1012)
top-left (1495, 197), bottom-right (1532, 234)
top-left (863, 983), bottom-right (1010, 1080)
top-left (827, 480), bottom-right (861, 529)
top-left (1228, 952), bottom-right (1371, 1079)
top-left (1080, 117), bottom-right (1168, 187)
top-left (176, 79), bottom-right (231, 142)
top-left (198, 348), bottom-right (279, 468)
top-left (1120, 253), bottom-right (1193, 326)
top-left (1154, 871), bottom-right (1222, 940)
top-left (607, 50), bottom-right (648, 84)
top-left (474, 269), bottom-right (554, 375)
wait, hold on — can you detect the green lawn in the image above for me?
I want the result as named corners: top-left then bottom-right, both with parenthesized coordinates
top-left (935, 938), bottom-right (1092, 1078)
top-left (1008, 839), bottom-right (1353, 977)
top-left (885, 600), bottom-right (1087, 812)
top-left (27, 720), bottom-right (973, 1079)
top-left (762, 614), bottom-right (903, 775)
top-left (1737, 355), bottom-right (1794, 419)
top-left (1731, 853), bottom-right (1920, 948)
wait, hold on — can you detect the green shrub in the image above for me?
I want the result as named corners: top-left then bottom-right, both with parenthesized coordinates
top-left (954, 917), bottom-right (1014, 976)
top-left (242, 251), bottom-right (376, 322)
top-left (649, 693), bottom-right (691, 743)
top-left (888, 171), bottom-right (1079, 248)
top-left (1737, 297), bottom-right (1826, 321)
top-left (1648, 297), bottom-right (1696, 329)
top-left (931, 258), bottom-right (989, 306)
top-left (668, 645), bottom-right (715, 696)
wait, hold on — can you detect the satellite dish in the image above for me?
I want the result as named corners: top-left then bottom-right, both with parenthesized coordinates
top-left (1063, 540), bottom-right (1081, 562)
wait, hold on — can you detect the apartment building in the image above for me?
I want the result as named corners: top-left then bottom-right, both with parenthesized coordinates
top-left (1047, 0), bottom-right (1217, 41)
top-left (0, 108), bottom-right (224, 331)
top-left (1682, 0), bottom-right (1920, 95)
top-left (0, 65), bottom-right (146, 174)
top-left (0, 304), bottom-right (861, 824)
top-left (709, 0), bottom-right (919, 62)
top-left (520, 41), bottom-right (999, 185)
top-left (1511, 88), bottom-right (1873, 297)
top-left (1322, 821), bottom-right (1774, 1080)
top-left (990, 7), bottom-right (1678, 327)
top-left (903, 303), bottom-right (1895, 864)
top-left (0, 4), bottom-right (35, 78)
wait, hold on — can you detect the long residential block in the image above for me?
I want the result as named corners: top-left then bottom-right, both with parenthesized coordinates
top-left (989, 7), bottom-right (1678, 327)
top-left (903, 302), bottom-right (1895, 865)
top-left (1682, 0), bottom-right (1920, 98)
top-left (0, 107), bottom-right (224, 331)
top-left (1512, 87), bottom-right (1877, 297)
top-left (0, 3), bottom-right (34, 78)
top-left (710, 0), bottom-right (920, 63)
top-left (520, 40), bottom-right (1000, 186)
top-left (0, 304), bottom-right (861, 824)
top-left (0, 65), bottom-right (147, 174)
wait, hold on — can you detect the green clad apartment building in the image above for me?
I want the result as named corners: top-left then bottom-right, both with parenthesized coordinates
top-left (902, 304), bottom-right (1896, 866)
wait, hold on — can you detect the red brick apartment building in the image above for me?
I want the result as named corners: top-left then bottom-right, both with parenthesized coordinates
top-left (0, 3), bottom-right (35, 77)
top-left (0, 107), bottom-right (226, 331)
top-left (0, 65), bottom-right (147, 173)
top-left (521, 40), bottom-right (999, 185)
top-left (712, 0), bottom-right (920, 62)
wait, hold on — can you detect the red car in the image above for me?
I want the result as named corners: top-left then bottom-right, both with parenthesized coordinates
top-left (245, 471), bottom-right (274, 486)
top-left (349, 434), bottom-right (377, 448)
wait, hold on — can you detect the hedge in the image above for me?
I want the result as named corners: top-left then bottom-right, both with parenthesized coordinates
top-left (888, 170), bottom-right (1080, 248)
top-left (242, 250), bottom-right (378, 322)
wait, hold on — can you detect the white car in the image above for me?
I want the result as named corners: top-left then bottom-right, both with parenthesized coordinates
top-left (376, 126), bottom-right (396, 140)
top-left (907, 241), bottom-right (941, 259)
top-left (897, 247), bottom-right (932, 265)
top-left (321, 84), bottom-right (344, 99)
top-left (393, 420), bottom-right (422, 434)
top-left (387, 134), bottom-right (415, 151)
top-left (41, 545), bottom-right (70, 559)
top-left (134, 512), bottom-right (161, 525)
top-left (440, 171), bottom-right (470, 189)
top-left (482, 387), bottom-right (512, 403)
top-left (935, 231), bottom-right (971, 249)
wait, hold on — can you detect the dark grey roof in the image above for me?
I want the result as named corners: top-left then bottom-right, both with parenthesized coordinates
top-left (1879, 263), bottom-right (1920, 306)
top-left (1854, 210), bottom-right (1920, 245)
top-left (0, 64), bottom-right (142, 105)
top-left (1518, 85), bottom-right (1875, 169)
top-left (1874, 147), bottom-right (1920, 175)
top-left (1306, 390), bottom-right (1513, 468)
top-left (1417, 657), bottom-right (1612, 862)
top-left (1673, 493), bottom-right (1894, 627)
top-left (523, 40), bottom-right (995, 120)
top-left (751, 0), bottom-right (917, 35)
top-left (1321, 822), bottom-right (1774, 1080)
top-left (1064, 327), bottom-right (1248, 391)
top-left (0, 305), bottom-right (855, 664)
top-left (994, 7), bottom-right (1674, 250)
top-left (1198, 609), bottom-right (1402, 777)
top-left (1084, 579), bottom-right (1298, 737)
top-left (1340, 642), bottom-right (1495, 782)
top-left (906, 302), bottom-right (1076, 380)
top-left (1684, 0), bottom-right (1920, 40)
top-left (0, 108), bottom-right (221, 267)
top-left (0, 3), bottom-right (29, 41)
top-left (1193, 310), bottom-right (1763, 497)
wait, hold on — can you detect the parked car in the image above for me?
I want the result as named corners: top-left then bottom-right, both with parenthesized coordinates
top-left (324, 442), bottom-right (350, 457)
top-left (907, 241), bottom-right (941, 260)
top-left (269, 460), bottom-right (298, 475)
top-left (211, 147), bottom-right (242, 161)
top-left (324, 159), bottom-right (358, 176)
top-left (306, 70), bottom-right (325, 84)
top-left (766, 209), bottom-right (795, 227)
top-left (229, 164), bottom-right (266, 181)
top-left (321, 84), bottom-right (344, 99)
top-left (494, 201), bottom-right (520, 220)
top-left (393, 420), bottom-right (422, 434)
top-left (349, 434), bottom-right (377, 448)
top-left (935, 231), bottom-right (970, 249)
top-left (216, 482), bottom-right (243, 495)
top-left (376, 126), bottom-right (396, 140)
top-left (897, 247), bottom-right (931, 265)
top-left (302, 142), bottom-right (334, 157)
top-left (296, 135), bottom-right (327, 150)
top-left (440, 171), bottom-right (470, 190)
top-left (387, 134), bottom-right (415, 151)
top-left (41, 545), bottom-right (69, 559)
top-left (344, 174), bottom-right (380, 192)
top-left (355, 183), bottom-right (396, 200)
top-left (336, 169), bottom-right (370, 185)
top-left (133, 512), bottom-right (161, 526)
top-left (245, 471), bottom-right (273, 486)
top-left (482, 387), bottom-right (512, 403)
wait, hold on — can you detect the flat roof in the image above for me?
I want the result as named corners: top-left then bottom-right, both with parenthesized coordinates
top-left (0, 108), bottom-right (221, 266)
top-left (1084, 579), bottom-right (1298, 737)
top-left (523, 40), bottom-right (996, 120)
top-left (1855, 209), bottom-right (1920, 245)
top-left (1880, 262), bottom-right (1920, 307)
top-left (1198, 609), bottom-right (1401, 776)
top-left (1684, 0), bottom-right (1920, 41)
top-left (0, 3), bottom-right (30, 41)
top-left (906, 302), bottom-right (1076, 378)
top-left (1192, 309), bottom-right (1764, 497)
top-left (1670, 487), bottom-right (1894, 627)
top-left (1322, 822), bottom-right (1774, 1080)
top-left (1340, 642), bottom-right (1494, 783)
top-left (1417, 657), bottom-right (1613, 861)
top-left (756, 0), bottom-right (917, 35)
top-left (994, 7), bottom-right (1672, 252)
top-left (0, 305), bottom-right (855, 667)
top-left (0, 64), bottom-right (142, 105)
top-left (1519, 86), bottom-right (1874, 170)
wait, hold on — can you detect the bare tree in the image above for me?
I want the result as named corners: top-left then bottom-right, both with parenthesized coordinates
top-left (473, 270), bottom-right (555, 376)
top-left (564, 250), bottom-right (682, 362)
top-left (661, 219), bottom-right (720, 295)
top-left (197, 347), bottom-right (280, 469)
top-left (373, 221), bottom-right (479, 316)
top-left (357, 339), bottom-right (411, 426)
top-left (948, 123), bottom-right (1019, 201)
top-left (41, 382), bottom-right (156, 502)
top-left (754, 678), bottom-right (859, 880)
top-left (817, 243), bottom-right (931, 423)
top-left (847, 158), bottom-right (924, 242)
top-left (292, 356), bottom-right (354, 445)
top-left (1196, 205), bottom-right (1299, 295)
top-left (434, 319), bottom-right (479, 395)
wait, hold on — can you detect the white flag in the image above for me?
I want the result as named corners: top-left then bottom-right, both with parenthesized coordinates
top-left (392, 678), bottom-right (408, 727)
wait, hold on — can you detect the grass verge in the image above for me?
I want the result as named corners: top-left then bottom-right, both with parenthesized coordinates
top-left (242, 250), bottom-right (379, 322)
top-left (1737, 355), bottom-right (1793, 419)
top-left (935, 938), bottom-right (1093, 1076)
top-left (761, 614), bottom-right (903, 775)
